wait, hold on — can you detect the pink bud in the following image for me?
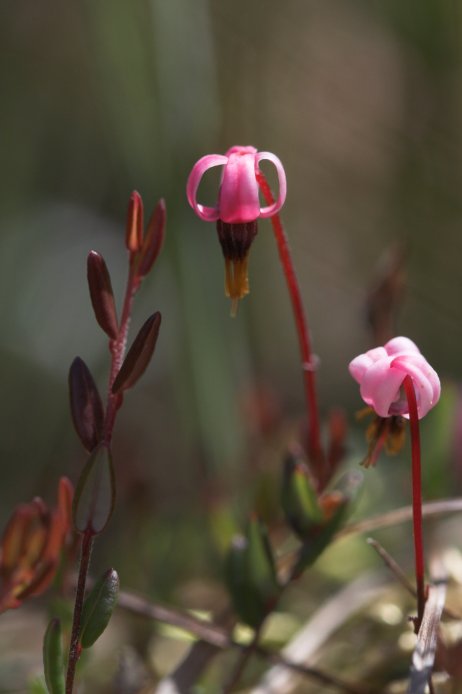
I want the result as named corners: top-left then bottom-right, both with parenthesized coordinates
top-left (186, 145), bottom-right (287, 224)
top-left (349, 337), bottom-right (440, 419)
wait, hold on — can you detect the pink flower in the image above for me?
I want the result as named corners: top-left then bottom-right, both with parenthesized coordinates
top-left (186, 145), bottom-right (287, 314)
top-left (186, 145), bottom-right (286, 224)
top-left (349, 336), bottom-right (440, 419)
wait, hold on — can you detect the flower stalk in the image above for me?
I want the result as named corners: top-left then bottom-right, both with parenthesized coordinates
top-left (256, 170), bottom-right (323, 477)
top-left (402, 374), bottom-right (426, 630)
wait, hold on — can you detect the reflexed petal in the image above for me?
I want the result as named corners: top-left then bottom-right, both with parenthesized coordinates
top-left (256, 152), bottom-right (287, 218)
top-left (385, 336), bottom-right (420, 356)
top-left (186, 154), bottom-right (227, 222)
top-left (360, 358), bottom-right (404, 418)
top-left (391, 355), bottom-right (440, 418)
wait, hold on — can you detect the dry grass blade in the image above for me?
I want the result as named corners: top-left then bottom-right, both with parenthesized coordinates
top-left (253, 571), bottom-right (388, 694)
top-left (408, 573), bottom-right (447, 694)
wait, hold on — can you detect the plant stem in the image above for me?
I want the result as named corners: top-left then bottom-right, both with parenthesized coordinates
top-left (66, 256), bottom-right (140, 692)
top-left (402, 374), bottom-right (426, 630)
top-left (223, 621), bottom-right (264, 693)
top-left (65, 531), bottom-right (93, 694)
top-left (104, 261), bottom-right (140, 443)
top-left (256, 171), bottom-right (324, 480)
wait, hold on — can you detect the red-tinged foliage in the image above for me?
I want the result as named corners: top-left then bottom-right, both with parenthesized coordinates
top-left (112, 312), bottom-right (162, 394)
top-left (0, 477), bottom-right (73, 612)
top-left (125, 191), bottom-right (144, 253)
top-left (137, 199), bottom-right (166, 279)
top-left (69, 357), bottom-right (104, 452)
top-left (87, 251), bottom-right (119, 340)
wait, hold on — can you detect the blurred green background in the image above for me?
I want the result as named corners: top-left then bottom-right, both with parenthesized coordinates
top-left (1, 0), bottom-right (462, 688)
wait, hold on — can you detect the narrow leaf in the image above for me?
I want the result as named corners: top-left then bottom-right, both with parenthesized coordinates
top-left (43, 618), bottom-right (65, 694)
top-left (137, 199), bottom-right (166, 278)
top-left (112, 312), bottom-right (161, 394)
top-left (125, 191), bottom-right (143, 253)
top-left (69, 357), bottom-right (104, 452)
top-left (292, 471), bottom-right (363, 578)
top-left (87, 251), bottom-right (118, 340)
top-left (281, 452), bottom-right (323, 539)
top-left (80, 568), bottom-right (119, 648)
top-left (225, 517), bottom-right (280, 628)
top-left (72, 445), bottom-right (115, 535)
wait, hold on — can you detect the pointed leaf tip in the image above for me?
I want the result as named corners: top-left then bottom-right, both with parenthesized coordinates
top-left (137, 199), bottom-right (166, 278)
top-left (69, 357), bottom-right (104, 452)
top-left (43, 618), bottom-right (65, 694)
top-left (126, 191), bottom-right (144, 253)
top-left (80, 568), bottom-right (119, 649)
top-left (87, 251), bottom-right (118, 340)
top-left (72, 445), bottom-right (115, 535)
top-left (112, 312), bottom-right (162, 394)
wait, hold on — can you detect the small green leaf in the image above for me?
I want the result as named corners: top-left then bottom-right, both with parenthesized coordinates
top-left (72, 445), bottom-right (115, 535)
top-left (281, 453), bottom-right (323, 539)
top-left (225, 517), bottom-right (280, 628)
top-left (80, 568), bottom-right (119, 649)
top-left (43, 619), bottom-right (65, 694)
top-left (292, 471), bottom-right (363, 578)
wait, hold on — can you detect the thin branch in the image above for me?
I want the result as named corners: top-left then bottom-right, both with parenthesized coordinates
top-left (339, 498), bottom-right (462, 539)
top-left (367, 538), bottom-right (460, 621)
top-left (116, 589), bottom-right (369, 693)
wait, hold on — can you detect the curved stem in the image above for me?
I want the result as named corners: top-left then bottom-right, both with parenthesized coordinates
top-left (403, 375), bottom-right (426, 630)
top-left (65, 531), bottom-right (93, 693)
top-left (256, 171), bottom-right (324, 480)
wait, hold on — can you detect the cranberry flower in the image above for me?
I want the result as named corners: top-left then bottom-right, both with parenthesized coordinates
top-left (186, 146), bottom-right (286, 313)
top-left (349, 336), bottom-right (440, 419)
top-left (350, 336), bottom-right (440, 630)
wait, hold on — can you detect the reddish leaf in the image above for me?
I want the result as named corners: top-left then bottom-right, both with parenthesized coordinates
top-left (137, 199), bottom-right (166, 278)
top-left (125, 191), bottom-right (143, 253)
top-left (87, 251), bottom-right (119, 340)
top-left (69, 357), bottom-right (104, 452)
top-left (112, 312), bottom-right (161, 394)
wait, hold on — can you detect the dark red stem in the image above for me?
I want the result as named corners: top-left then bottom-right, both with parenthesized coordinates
top-left (104, 260), bottom-right (141, 442)
top-left (403, 374), bottom-right (426, 630)
top-left (66, 256), bottom-right (141, 693)
top-left (65, 531), bottom-right (94, 693)
top-left (256, 171), bottom-right (323, 477)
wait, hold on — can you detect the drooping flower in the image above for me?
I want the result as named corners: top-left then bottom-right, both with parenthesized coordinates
top-left (349, 336), bottom-right (440, 420)
top-left (0, 477), bottom-right (73, 612)
top-left (186, 145), bottom-right (287, 314)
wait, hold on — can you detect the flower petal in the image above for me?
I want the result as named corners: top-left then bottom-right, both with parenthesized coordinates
top-left (349, 347), bottom-right (387, 383)
top-left (385, 336), bottom-right (420, 357)
top-left (219, 152), bottom-right (260, 223)
top-left (359, 357), bottom-right (405, 418)
top-left (256, 152), bottom-right (287, 218)
top-left (186, 154), bottom-right (227, 222)
top-left (390, 355), bottom-right (440, 418)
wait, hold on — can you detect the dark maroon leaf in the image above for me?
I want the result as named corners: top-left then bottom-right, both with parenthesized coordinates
top-left (112, 312), bottom-right (161, 394)
top-left (125, 191), bottom-right (143, 253)
top-left (137, 199), bottom-right (166, 278)
top-left (87, 251), bottom-right (119, 340)
top-left (69, 357), bottom-right (104, 452)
